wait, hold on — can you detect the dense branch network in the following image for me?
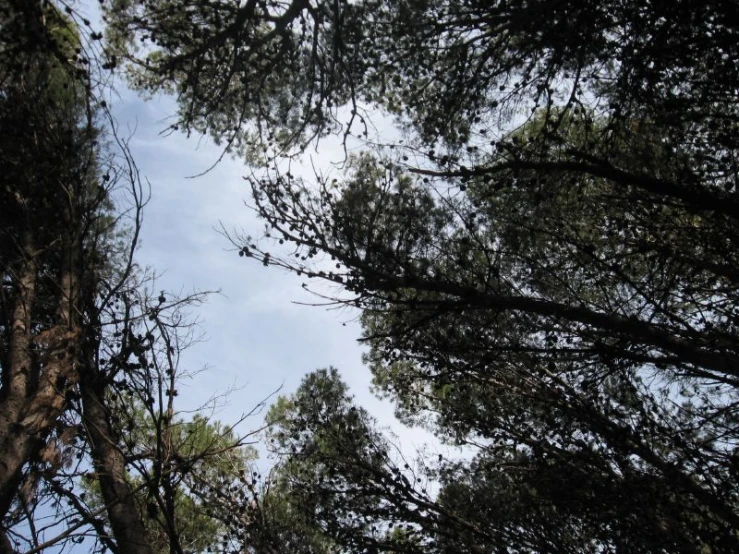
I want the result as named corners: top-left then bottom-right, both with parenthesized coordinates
top-left (6, 0), bottom-right (734, 552)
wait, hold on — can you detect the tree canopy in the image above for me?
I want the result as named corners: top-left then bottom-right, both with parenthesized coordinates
top-left (102, 0), bottom-right (739, 551)
top-left (3, 0), bottom-right (738, 552)
top-left (1, 3), bottom-right (255, 553)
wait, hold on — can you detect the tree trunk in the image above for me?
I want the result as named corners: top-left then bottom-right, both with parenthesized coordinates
top-left (81, 374), bottom-right (154, 554)
top-left (0, 248), bottom-right (38, 518)
top-left (0, 215), bottom-right (89, 545)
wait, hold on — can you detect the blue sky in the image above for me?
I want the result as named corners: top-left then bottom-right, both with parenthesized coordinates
top-left (109, 88), bottom-right (439, 458)
top-left (15, 4), bottom-right (449, 550)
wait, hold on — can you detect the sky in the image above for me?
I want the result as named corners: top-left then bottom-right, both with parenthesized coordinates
top-left (109, 88), bottom-right (439, 460)
top-left (19, 4), bottom-right (443, 548)
top-left (10, 4), bottom-right (462, 551)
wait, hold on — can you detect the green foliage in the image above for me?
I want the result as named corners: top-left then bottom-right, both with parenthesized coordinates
top-left (1, 5), bottom-right (212, 554)
top-left (251, 109), bottom-right (739, 548)
top-left (104, 0), bottom-right (739, 158)
top-left (0, 3), bottom-right (139, 552)
top-left (106, 0), bottom-right (739, 552)
top-left (84, 407), bottom-right (254, 554)
top-left (246, 5), bottom-right (738, 553)
top-left (263, 369), bottom-right (434, 554)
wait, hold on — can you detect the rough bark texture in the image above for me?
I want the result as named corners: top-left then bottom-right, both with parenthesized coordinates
top-left (0, 231), bottom-right (83, 551)
top-left (81, 373), bottom-right (154, 554)
top-left (0, 246), bottom-right (38, 517)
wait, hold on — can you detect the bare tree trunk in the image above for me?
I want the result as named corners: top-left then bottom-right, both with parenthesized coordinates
top-left (0, 245), bottom-right (37, 518)
top-left (0, 197), bottom-right (89, 523)
top-left (0, 231), bottom-right (84, 552)
top-left (81, 373), bottom-right (154, 554)
top-left (0, 530), bottom-right (13, 554)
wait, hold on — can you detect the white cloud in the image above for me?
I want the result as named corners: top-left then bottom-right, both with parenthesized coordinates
top-left (111, 89), bottom-right (439, 458)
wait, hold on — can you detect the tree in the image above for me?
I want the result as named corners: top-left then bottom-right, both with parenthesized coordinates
top-left (260, 369), bottom-right (600, 554)
top-left (82, 406), bottom-right (256, 554)
top-left (1, 3), bottom-right (256, 553)
top-left (104, 0), bottom-right (738, 162)
top-left (0, 2), bottom-right (131, 549)
top-left (243, 121), bottom-right (739, 552)
top-left (260, 368), bottom-right (434, 554)
top-left (104, 0), bottom-right (739, 552)
top-left (259, 357), bottom-right (739, 554)
top-left (210, 368), bottom-right (432, 554)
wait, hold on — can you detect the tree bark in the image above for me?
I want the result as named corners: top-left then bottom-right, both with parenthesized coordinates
top-left (81, 373), bottom-right (154, 554)
top-left (0, 221), bottom-right (86, 547)
top-left (0, 247), bottom-right (38, 518)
